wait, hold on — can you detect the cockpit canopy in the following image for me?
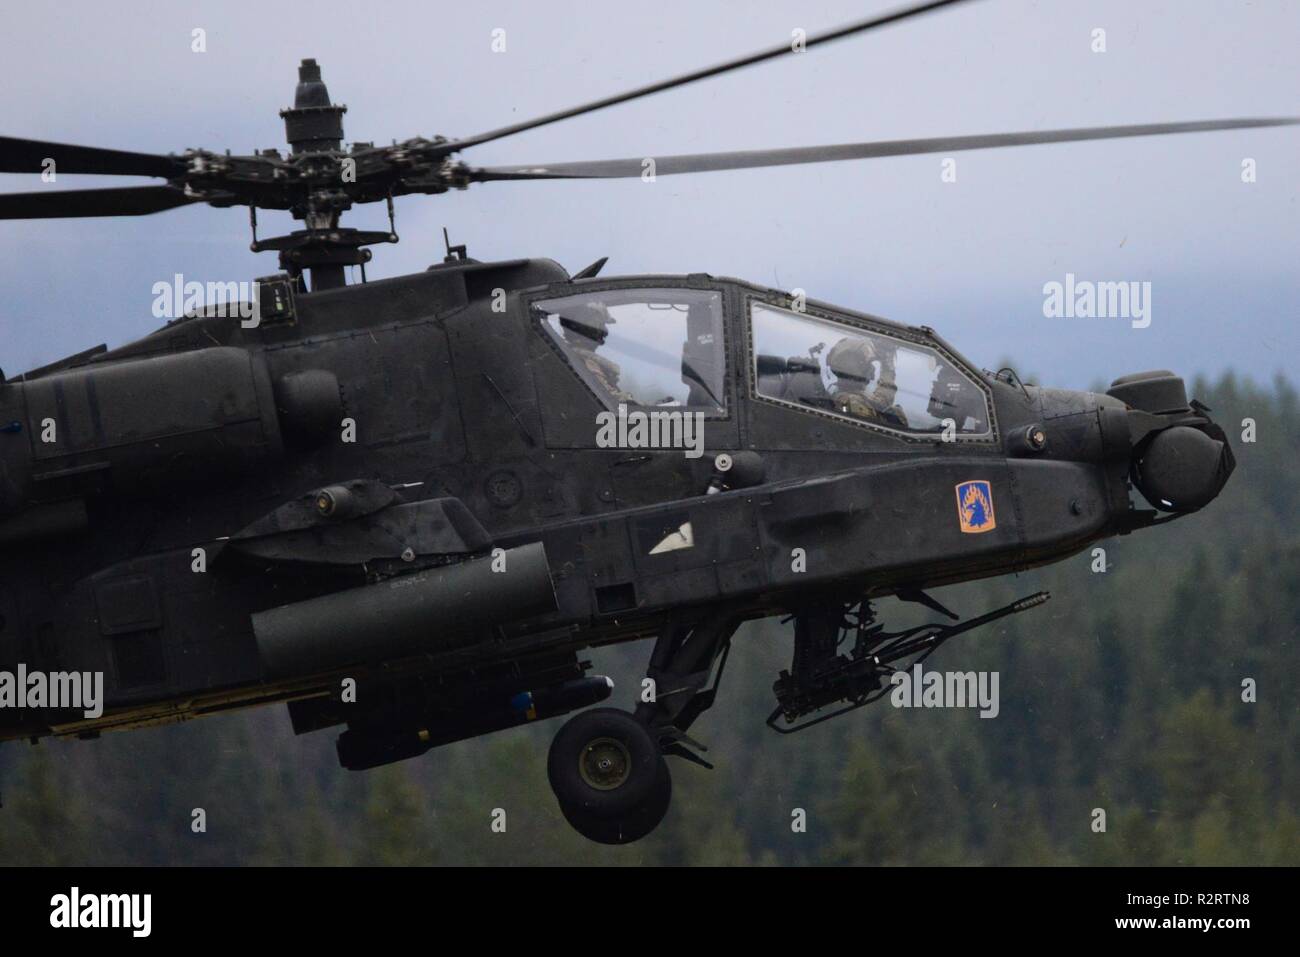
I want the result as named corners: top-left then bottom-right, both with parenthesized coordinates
top-left (531, 285), bottom-right (992, 439)
top-left (750, 302), bottom-right (990, 436)
top-left (533, 288), bottom-right (726, 413)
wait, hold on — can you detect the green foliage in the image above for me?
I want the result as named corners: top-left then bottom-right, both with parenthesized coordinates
top-left (0, 371), bottom-right (1294, 865)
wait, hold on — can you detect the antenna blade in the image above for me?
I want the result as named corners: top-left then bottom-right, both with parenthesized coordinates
top-left (572, 256), bottom-right (609, 280)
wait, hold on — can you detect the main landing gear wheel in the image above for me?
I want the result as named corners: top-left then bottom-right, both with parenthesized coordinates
top-left (548, 708), bottom-right (672, 845)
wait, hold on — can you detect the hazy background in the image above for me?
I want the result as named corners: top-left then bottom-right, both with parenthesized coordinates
top-left (1, 0), bottom-right (1297, 384)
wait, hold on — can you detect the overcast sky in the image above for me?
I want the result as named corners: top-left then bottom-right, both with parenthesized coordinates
top-left (1, 0), bottom-right (1296, 389)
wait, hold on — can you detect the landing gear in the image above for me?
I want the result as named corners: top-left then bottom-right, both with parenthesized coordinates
top-left (547, 708), bottom-right (671, 844)
top-left (547, 611), bottom-right (743, 844)
top-left (546, 593), bottom-right (1056, 842)
top-left (634, 610), bottom-right (743, 767)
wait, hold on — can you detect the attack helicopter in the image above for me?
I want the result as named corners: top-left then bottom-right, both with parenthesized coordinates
top-left (0, 0), bottom-right (1283, 843)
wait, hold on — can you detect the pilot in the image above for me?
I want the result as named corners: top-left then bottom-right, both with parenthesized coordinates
top-left (559, 301), bottom-right (633, 403)
top-left (826, 335), bottom-right (906, 427)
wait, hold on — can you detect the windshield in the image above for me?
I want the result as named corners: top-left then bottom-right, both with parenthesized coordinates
top-left (750, 302), bottom-right (990, 435)
top-left (533, 288), bottom-right (726, 413)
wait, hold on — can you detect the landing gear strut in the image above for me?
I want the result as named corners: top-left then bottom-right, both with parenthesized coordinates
top-left (547, 610), bottom-right (742, 844)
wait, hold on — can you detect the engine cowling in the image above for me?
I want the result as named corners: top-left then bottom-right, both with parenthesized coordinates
top-left (0, 346), bottom-right (341, 533)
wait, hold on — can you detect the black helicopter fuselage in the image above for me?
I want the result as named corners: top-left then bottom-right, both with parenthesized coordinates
top-left (0, 254), bottom-right (1233, 754)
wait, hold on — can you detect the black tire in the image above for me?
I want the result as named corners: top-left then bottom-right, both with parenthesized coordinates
top-left (558, 759), bottom-right (673, 845)
top-left (548, 708), bottom-right (664, 819)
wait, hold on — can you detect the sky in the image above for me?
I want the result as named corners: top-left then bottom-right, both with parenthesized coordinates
top-left (1, 0), bottom-right (1296, 390)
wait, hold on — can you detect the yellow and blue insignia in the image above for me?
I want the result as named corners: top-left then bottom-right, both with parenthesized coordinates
top-left (510, 691), bottom-right (539, 721)
top-left (955, 480), bottom-right (996, 534)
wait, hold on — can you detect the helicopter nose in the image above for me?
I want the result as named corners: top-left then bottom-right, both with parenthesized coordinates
top-left (1104, 370), bottom-right (1235, 512)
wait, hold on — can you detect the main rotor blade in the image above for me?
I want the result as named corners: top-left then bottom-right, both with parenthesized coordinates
top-left (0, 135), bottom-right (183, 178)
top-left (468, 117), bottom-right (1300, 181)
top-left (449, 0), bottom-right (976, 153)
top-left (0, 185), bottom-right (199, 219)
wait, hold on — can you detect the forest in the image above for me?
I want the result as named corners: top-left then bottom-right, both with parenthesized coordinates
top-left (1, 371), bottom-right (1295, 866)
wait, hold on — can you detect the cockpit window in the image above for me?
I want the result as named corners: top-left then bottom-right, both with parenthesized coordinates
top-left (533, 288), bottom-right (726, 413)
top-left (750, 302), bottom-right (990, 435)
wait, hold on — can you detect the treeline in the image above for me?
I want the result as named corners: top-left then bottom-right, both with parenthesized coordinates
top-left (1, 372), bottom-right (1295, 865)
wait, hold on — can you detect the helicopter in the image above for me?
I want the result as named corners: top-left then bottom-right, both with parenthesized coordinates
top-left (0, 0), bottom-right (1286, 844)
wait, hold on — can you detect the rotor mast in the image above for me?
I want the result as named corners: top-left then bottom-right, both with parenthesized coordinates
top-left (258, 59), bottom-right (390, 292)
